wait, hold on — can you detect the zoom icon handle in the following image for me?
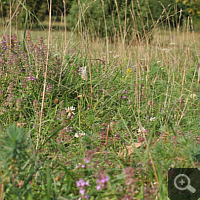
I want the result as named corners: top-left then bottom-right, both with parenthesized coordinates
top-left (174, 174), bottom-right (196, 193)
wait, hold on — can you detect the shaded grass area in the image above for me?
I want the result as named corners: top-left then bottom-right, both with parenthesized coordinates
top-left (0, 28), bottom-right (199, 199)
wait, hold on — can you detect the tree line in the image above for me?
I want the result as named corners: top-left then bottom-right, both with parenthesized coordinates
top-left (0, 0), bottom-right (200, 40)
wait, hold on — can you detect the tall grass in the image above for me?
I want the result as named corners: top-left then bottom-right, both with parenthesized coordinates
top-left (0, 0), bottom-right (200, 199)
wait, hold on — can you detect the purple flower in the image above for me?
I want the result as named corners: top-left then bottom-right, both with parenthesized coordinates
top-left (66, 126), bottom-right (73, 132)
top-left (7, 59), bottom-right (12, 65)
top-left (122, 95), bottom-right (127, 99)
top-left (122, 90), bottom-right (128, 94)
top-left (79, 188), bottom-right (85, 195)
top-left (76, 179), bottom-right (85, 187)
top-left (27, 76), bottom-right (36, 81)
top-left (84, 194), bottom-right (89, 199)
top-left (100, 176), bottom-right (109, 184)
top-left (76, 178), bottom-right (90, 196)
top-left (96, 185), bottom-right (102, 190)
top-left (84, 157), bottom-right (90, 163)
top-left (46, 83), bottom-right (53, 91)
top-left (59, 129), bottom-right (66, 134)
top-left (85, 180), bottom-right (90, 186)
top-left (33, 123), bottom-right (37, 128)
top-left (84, 150), bottom-right (95, 163)
top-left (96, 170), bottom-right (109, 190)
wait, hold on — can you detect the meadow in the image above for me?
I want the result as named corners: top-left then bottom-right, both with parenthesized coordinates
top-left (0, 5), bottom-right (200, 200)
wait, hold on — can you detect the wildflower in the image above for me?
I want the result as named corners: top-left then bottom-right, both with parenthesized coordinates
top-left (79, 188), bottom-right (85, 195)
top-left (76, 178), bottom-right (90, 196)
top-left (150, 117), bottom-right (156, 122)
top-left (100, 176), bottom-right (109, 184)
top-left (162, 48), bottom-right (171, 52)
top-left (46, 83), bottom-right (53, 91)
top-left (127, 68), bottom-right (132, 74)
top-left (96, 185), bottom-right (102, 190)
top-left (79, 66), bottom-right (88, 80)
top-left (122, 167), bottom-right (137, 186)
top-left (122, 90), bottom-right (128, 94)
top-left (27, 76), bottom-right (36, 81)
top-left (65, 106), bottom-right (75, 118)
top-left (84, 194), bottom-right (89, 199)
top-left (77, 179), bottom-right (86, 187)
top-left (85, 180), bottom-right (90, 186)
top-left (137, 127), bottom-right (146, 133)
top-left (96, 170), bottom-right (109, 190)
top-left (59, 129), bottom-right (66, 134)
top-left (75, 132), bottom-right (85, 138)
top-left (84, 157), bottom-right (90, 163)
top-left (33, 123), bottom-right (37, 128)
top-left (84, 150), bottom-right (95, 163)
top-left (190, 94), bottom-right (197, 99)
top-left (66, 127), bottom-right (73, 132)
top-left (122, 96), bottom-right (127, 99)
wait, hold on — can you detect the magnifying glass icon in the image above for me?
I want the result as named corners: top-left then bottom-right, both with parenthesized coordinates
top-left (174, 174), bottom-right (196, 193)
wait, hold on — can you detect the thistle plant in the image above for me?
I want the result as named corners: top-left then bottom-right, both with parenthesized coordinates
top-left (0, 125), bottom-right (31, 199)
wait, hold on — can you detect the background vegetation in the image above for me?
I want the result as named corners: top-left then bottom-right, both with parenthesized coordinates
top-left (1, 0), bottom-right (200, 33)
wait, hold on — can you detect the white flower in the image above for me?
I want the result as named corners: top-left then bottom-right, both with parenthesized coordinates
top-left (79, 66), bottom-right (88, 80)
top-left (75, 132), bottom-right (85, 138)
top-left (137, 127), bottom-right (145, 133)
top-left (162, 48), bottom-right (172, 52)
top-left (190, 94), bottom-right (197, 99)
top-left (65, 106), bottom-right (75, 117)
top-left (150, 117), bottom-right (156, 122)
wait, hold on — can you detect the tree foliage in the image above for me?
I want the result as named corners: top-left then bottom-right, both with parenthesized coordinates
top-left (18, 0), bottom-right (47, 28)
top-left (1, 0), bottom-right (200, 36)
top-left (67, 0), bottom-right (154, 42)
top-left (177, 0), bottom-right (200, 16)
top-left (52, 0), bottom-right (73, 15)
top-left (0, 0), bottom-right (9, 18)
